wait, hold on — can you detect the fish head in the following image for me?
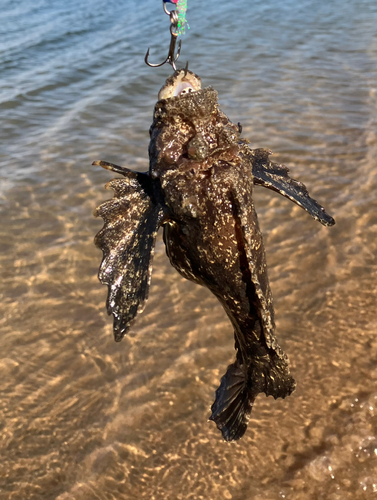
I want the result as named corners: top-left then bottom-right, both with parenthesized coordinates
top-left (149, 69), bottom-right (241, 176)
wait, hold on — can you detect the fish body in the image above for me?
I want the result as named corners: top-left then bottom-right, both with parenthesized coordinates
top-left (160, 161), bottom-right (295, 441)
top-left (94, 69), bottom-right (334, 441)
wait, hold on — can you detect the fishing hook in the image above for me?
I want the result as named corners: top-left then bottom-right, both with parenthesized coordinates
top-left (145, 3), bottom-right (181, 71)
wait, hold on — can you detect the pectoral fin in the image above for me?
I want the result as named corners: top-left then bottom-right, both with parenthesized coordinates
top-left (247, 148), bottom-right (335, 227)
top-left (231, 181), bottom-right (295, 387)
top-left (230, 184), bottom-right (278, 352)
top-left (94, 161), bottom-right (163, 341)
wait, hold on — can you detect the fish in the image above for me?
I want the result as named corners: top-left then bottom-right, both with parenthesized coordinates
top-left (93, 69), bottom-right (335, 441)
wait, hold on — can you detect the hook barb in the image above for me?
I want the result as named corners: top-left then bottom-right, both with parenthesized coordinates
top-left (145, 37), bottom-right (181, 71)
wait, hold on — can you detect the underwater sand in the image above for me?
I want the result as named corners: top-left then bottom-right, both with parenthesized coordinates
top-left (1, 0), bottom-right (377, 498)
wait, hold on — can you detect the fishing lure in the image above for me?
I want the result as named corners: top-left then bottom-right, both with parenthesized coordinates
top-left (164, 0), bottom-right (189, 34)
top-left (93, 69), bottom-right (335, 441)
top-left (176, 0), bottom-right (189, 35)
top-left (146, 0), bottom-right (189, 69)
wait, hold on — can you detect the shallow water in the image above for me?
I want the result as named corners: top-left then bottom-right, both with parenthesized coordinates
top-left (1, 0), bottom-right (377, 498)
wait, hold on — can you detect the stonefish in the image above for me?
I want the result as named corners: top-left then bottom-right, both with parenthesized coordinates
top-left (93, 69), bottom-right (335, 441)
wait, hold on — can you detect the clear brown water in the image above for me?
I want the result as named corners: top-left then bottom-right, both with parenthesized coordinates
top-left (1, 0), bottom-right (377, 499)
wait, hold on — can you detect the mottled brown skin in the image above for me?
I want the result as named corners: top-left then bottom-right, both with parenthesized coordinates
top-left (94, 69), bottom-right (334, 441)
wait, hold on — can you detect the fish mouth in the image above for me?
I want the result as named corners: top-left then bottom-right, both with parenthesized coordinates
top-left (174, 81), bottom-right (196, 96)
top-left (158, 69), bottom-right (202, 100)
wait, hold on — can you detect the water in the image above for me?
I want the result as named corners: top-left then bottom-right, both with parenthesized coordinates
top-left (1, 0), bottom-right (377, 498)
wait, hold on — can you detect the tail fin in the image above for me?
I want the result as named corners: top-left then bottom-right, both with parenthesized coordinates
top-left (210, 361), bottom-right (253, 441)
top-left (210, 356), bottom-right (295, 441)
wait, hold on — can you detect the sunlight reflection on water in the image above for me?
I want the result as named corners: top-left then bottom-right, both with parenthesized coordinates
top-left (1, 0), bottom-right (377, 498)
